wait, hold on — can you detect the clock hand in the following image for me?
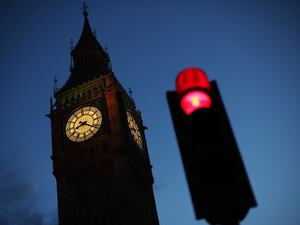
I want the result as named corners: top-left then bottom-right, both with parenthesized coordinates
top-left (76, 124), bottom-right (81, 129)
top-left (85, 123), bottom-right (100, 128)
top-left (76, 121), bottom-right (87, 129)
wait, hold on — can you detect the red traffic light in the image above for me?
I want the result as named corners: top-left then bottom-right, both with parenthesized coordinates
top-left (176, 68), bottom-right (212, 115)
top-left (180, 90), bottom-right (211, 115)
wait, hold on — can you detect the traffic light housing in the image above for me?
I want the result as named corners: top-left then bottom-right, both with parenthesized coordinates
top-left (167, 68), bottom-right (256, 225)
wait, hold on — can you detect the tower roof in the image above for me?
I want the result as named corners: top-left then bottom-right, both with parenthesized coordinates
top-left (72, 3), bottom-right (100, 51)
top-left (57, 3), bottom-right (111, 94)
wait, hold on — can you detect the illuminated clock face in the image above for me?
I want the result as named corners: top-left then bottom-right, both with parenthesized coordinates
top-left (65, 106), bottom-right (102, 142)
top-left (127, 111), bottom-right (143, 149)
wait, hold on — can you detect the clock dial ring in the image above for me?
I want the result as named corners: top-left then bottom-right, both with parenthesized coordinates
top-left (65, 106), bottom-right (102, 142)
top-left (127, 111), bottom-right (143, 149)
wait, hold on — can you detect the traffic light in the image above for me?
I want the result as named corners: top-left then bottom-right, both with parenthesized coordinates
top-left (167, 68), bottom-right (257, 225)
top-left (176, 67), bottom-right (212, 114)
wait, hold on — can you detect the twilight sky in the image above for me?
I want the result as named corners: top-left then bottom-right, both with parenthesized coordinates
top-left (0, 1), bottom-right (300, 225)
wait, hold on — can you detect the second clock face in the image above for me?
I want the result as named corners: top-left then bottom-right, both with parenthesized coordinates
top-left (127, 111), bottom-right (143, 149)
top-left (65, 106), bottom-right (102, 142)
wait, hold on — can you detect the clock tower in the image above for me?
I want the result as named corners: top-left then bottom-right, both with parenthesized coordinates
top-left (49, 5), bottom-right (160, 225)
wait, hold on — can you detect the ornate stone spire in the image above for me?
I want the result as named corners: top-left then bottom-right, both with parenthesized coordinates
top-left (72, 2), bottom-right (100, 50)
top-left (58, 3), bottom-right (111, 93)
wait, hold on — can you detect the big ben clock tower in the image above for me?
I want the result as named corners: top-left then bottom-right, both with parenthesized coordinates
top-left (49, 4), bottom-right (160, 225)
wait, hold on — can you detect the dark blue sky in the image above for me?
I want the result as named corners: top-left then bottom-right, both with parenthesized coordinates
top-left (1, 1), bottom-right (300, 225)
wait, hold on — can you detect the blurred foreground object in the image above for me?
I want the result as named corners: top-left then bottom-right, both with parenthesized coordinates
top-left (167, 67), bottom-right (257, 225)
